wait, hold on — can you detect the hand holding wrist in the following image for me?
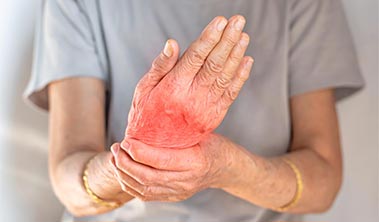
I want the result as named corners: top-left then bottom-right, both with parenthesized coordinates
top-left (85, 150), bottom-right (133, 204)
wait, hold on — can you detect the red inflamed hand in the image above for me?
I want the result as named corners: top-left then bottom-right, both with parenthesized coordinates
top-left (125, 15), bottom-right (254, 148)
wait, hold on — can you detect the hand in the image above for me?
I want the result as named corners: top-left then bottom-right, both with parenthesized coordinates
top-left (110, 134), bottom-right (237, 202)
top-left (125, 15), bottom-right (254, 148)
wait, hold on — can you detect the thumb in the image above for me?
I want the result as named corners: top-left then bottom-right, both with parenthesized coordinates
top-left (143, 39), bottom-right (180, 87)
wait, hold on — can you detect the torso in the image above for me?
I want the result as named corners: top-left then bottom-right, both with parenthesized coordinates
top-left (76, 0), bottom-right (299, 220)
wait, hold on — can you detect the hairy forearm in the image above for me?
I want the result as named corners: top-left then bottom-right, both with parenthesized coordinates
top-left (220, 143), bottom-right (342, 214)
top-left (50, 150), bottom-right (133, 217)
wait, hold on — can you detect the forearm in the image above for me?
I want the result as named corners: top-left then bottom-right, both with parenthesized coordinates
top-left (50, 150), bottom-right (134, 217)
top-left (219, 142), bottom-right (342, 213)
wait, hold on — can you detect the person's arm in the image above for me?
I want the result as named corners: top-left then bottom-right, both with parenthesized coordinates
top-left (219, 88), bottom-right (342, 213)
top-left (111, 88), bottom-right (342, 213)
top-left (48, 15), bottom-right (249, 216)
top-left (48, 77), bottom-right (133, 217)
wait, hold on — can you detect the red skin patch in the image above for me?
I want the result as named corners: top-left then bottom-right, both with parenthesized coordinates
top-left (125, 74), bottom-right (228, 149)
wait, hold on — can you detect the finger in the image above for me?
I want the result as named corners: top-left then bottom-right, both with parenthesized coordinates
top-left (121, 139), bottom-right (200, 171)
top-left (209, 32), bottom-right (250, 97)
top-left (111, 154), bottom-right (173, 201)
top-left (114, 166), bottom-right (147, 198)
top-left (114, 148), bottom-right (184, 197)
top-left (219, 56), bottom-right (253, 108)
top-left (193, 15), bottom-right (246, 88)
top-left (137, 39), bottom-right (180, 91)
top-left (114, 144), bottom-right (167, 185)
top-left (171, 16), bottom-right (228, 80)
top-left (114, 166), bottom-right (175, 199)
top-left (112, 145), bottom-right (197, 201)
top-left (109, 156), bottom-right (144, 198)
top-left (114, 167), bottom-right (146, 196)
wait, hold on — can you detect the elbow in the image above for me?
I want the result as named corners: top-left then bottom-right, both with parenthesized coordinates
top-left (65, 205), bottom-right (87, 217)
top-left (313, 169), bottom-right (343, 213)
top-left (52, 186), bottom-right (101, 217)
top-left (312, 197), bottom-right (337, 214)
top-left (50, 167), bottom-right (101, 217)
top-left (58, 195), bottom-right (101, 217)
top-left (50, 184), bottom-right (93, 217)
top-left (312, 197), bottom-right (338, 213)
top-left (65, 204), bottom-right (100, 218)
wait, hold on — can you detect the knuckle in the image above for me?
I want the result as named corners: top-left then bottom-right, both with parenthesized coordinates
top-left (204, 58), bottom-right (223, 74)
top-left (151, 58), bottom-right (166, 72)
top-left (196, 71), bottom-right (211, 86)
top-left (240, 72), bottom-right (250, 82)
top-left (229, 53), bottom-right (241, 64)
top-left (208, 87), bottom-right (219, 100)
top-left (147, 72), bottom-right (161, 83)
top-left (186, 47), bottom-right (205, 66)
top-left (199, 32), bottom-right (218, 47)
top-left (226, 88), bottom-right (238, 101)
top-left (223, 35), bottom-right (238, 48)
top-left (215, 76), bottom-right (230, 89)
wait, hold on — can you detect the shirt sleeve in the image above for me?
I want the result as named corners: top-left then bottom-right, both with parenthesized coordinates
top-left (288, 0), bottom-right (364, 101)
top-left (23, 0), bottom-right (108, 110)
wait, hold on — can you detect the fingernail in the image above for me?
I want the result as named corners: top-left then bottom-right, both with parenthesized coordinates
top-left (121, 141), bottom-right (130, 151)
top-left (111, 145), bottom-right (119, 156)
top-left (234, 17), bottom-right (246, 31)
top-left (239, 34), bottom-right (249, 47)
top-left (245, 57), bottom-right (254, 68)
top-left (163, 40), bottom-right (173, 57)
top-left (216, 18), bottom-right (227, 31)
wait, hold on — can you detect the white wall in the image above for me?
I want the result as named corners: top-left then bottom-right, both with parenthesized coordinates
top-left (0, 0), bottom-right (377, 222)
top-left (0, 0), bottom-right (63, 221)
top-left (306, 0), bottom-right (379, 221)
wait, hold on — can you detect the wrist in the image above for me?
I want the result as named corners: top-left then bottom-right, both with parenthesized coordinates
top-left (209, 136), bottom-right (251, 190)
top-left (86, 151), bottom-right (131, 203)
top-left (217, 141), bottom-right (259, 192)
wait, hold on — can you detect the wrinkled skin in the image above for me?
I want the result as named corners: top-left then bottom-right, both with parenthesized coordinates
top-left (126, 64), bottom-right (232, 148)
top-left (125, 15), bottom-right (253, 148)
top-left (111, 134), bottom-right (239, 202)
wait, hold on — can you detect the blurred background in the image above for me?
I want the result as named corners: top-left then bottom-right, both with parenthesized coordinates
top-left (0, 0), bottom-right (377, 221)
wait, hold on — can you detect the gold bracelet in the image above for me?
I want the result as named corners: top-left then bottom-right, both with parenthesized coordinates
top-left (82, 155), bottom-right (121, 208)
top-left (275, 158), bottom-right (304, 211)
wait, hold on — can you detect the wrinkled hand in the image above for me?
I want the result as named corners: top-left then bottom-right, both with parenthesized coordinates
top-left (110, 134), bottom-right (235, 202)
top-left (125, 15), bottom-right (253, 148)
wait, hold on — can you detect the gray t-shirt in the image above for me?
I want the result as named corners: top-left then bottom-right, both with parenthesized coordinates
top-left (24, 0), bottom-right (364, 221)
